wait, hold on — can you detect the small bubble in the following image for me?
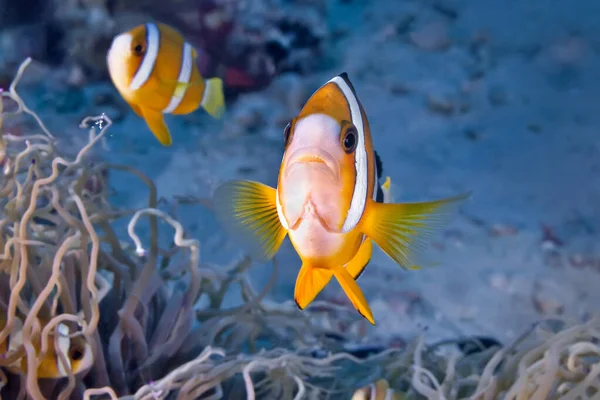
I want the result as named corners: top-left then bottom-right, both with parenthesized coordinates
top-left (135, 247), bottom-right (146, 257)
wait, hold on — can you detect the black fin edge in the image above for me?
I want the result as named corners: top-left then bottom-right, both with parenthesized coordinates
top-left (338, 72), bottom-right (358, 96)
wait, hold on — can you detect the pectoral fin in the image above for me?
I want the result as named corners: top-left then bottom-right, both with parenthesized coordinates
top-left (139, 106), bottom-right (173, 146)
top-left (211, 180), bottom-right (287, 262)
top-left (361, 193), bottom-right (470, 270)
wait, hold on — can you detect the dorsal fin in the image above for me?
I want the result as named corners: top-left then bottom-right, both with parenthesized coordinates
top-left (374, 150), bottom-right (383, 180)
top-left (338, 72), bottom-right (358, 97)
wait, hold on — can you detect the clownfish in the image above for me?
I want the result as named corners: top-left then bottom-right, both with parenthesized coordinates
top-left (0, 316), bottom-right (93, 378)
top-left (352, 379), bottom-right (405, 400)
top-left (211, 73), bottom-right (469, 324)
top-left (106, 22), bottom-right (225, 146)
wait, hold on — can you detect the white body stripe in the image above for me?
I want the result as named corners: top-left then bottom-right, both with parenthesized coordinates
top-left (163, 41), bottom-right (194, 114)
top-left (129, 23), bottom-right (160, 91)
top-left (328, 76), bottom-right (368, 233)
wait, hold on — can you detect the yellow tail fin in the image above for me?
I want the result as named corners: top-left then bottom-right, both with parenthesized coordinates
top-left (140, 106), bottom-right (172, 146)
top-left (211, 180), bottom-right (287, 262)
top-left (201, 77), bottom-right (225, 119)
top-left (361, 193), bottom-right (470, 270)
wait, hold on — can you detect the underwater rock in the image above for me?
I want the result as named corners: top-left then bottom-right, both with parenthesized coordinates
top-left (0, 24), bottom-right (48, 71)
top-left (548, 35), bottom-right (588, 67)
top-left (0, 0), bottom-right (50, 27)
top-left (190, 0), bottom-right (328, 93)
top-left (532, 279), bottom-right (566, 316)
top-left (410, 20), bottom-right (451, 51)
top-left (488, 85), bottom-right (509, 106)
top-left (426, 91), bottom-right (456, 115)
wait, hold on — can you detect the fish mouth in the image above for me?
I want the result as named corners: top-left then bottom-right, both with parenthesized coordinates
top-left (285, 148), bottom-right (340, 181)
top-left (288, 203), bottom-right (339, 233)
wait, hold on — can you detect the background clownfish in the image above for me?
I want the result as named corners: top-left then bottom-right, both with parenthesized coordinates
top-left (0, 316), bottom-right (93, 378)
top-left (351, 379), bottom-right (405, 400)
top-left (211, 72), bottom-right (470, 325)
top-left (106, 22), bottom-right (225, 146)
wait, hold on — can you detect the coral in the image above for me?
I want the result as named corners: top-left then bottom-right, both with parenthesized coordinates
top-left (1, 58), bottom-right (599, 400)
top-left (0, 58), bottom-right (359, 399)
top-left (0, 56), bottom-right (436, 400)
top-left (352, 317), bottom-right (600, 399)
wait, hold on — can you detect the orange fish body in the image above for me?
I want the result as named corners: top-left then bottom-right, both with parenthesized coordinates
top-left (212, 73), bottom-right (469, 324)
top-left (0, 317), bottom-right (93, 378)
top-left (106, 22), bottom-right (225, 146)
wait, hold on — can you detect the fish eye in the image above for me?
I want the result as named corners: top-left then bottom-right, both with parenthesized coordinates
top-left (133, 44), bottom-right (145, 56)
top-left (342, 127), bottom-right (358, 153)
top-left (283, 121), bottom-right (292, 147)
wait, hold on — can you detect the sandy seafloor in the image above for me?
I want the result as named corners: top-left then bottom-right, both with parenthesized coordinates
top-left (12, 0), bottom-right (600, 347)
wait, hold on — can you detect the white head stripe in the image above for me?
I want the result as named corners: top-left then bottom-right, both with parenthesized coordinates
top-left (327, 75), bottom-right (368, 233)
top-left (129, 23), bottom-right (160, 91)
top-left (163, 41), bottom-right (193, 114)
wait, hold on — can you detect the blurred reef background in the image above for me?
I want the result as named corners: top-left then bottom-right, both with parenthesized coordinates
top-left (1, 0), bottom-right (600, 398)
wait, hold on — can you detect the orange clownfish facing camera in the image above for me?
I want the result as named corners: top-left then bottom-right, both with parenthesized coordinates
top-left (106, 22), bottom-right (225, 146)
top-left (212, 73), bottom-right (470, 325)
